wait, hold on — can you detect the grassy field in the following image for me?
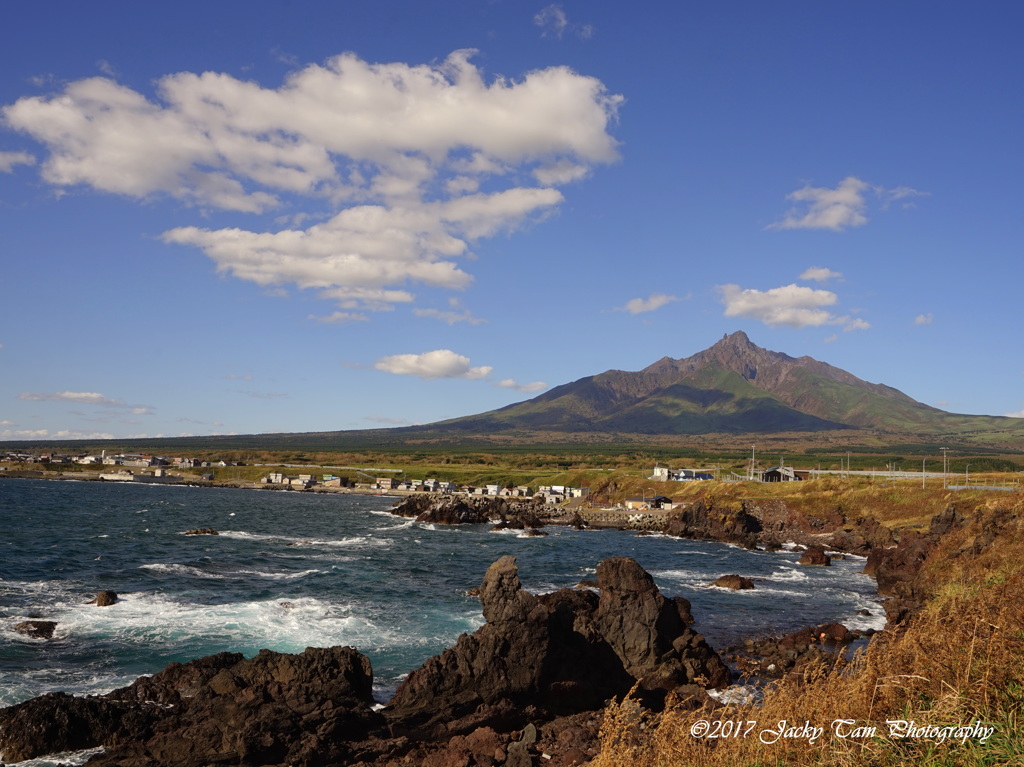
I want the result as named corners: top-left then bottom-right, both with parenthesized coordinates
top-left (592, 492), bottom-right (1024, 767)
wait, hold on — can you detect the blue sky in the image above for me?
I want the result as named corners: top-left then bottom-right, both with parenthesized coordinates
top-left (2, 1), bottom-right (1022, 441)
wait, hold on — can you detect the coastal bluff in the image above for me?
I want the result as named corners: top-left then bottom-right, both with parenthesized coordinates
top-left (0, 556), bottom-right (728, 766)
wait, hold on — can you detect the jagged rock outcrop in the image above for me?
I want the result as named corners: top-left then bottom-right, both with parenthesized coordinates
top-left (391, 493), bottom-right (544, 526)
top-left (88, 590), bottom-right (118, 606)
top-left (662, 499), bottom-right (761, 549)
top-left (743, 499), bottom-right (896, 554)
top-left (864, 504), bottom-right (973, 625)
top-left (387, 555), bottom-right (729, 740)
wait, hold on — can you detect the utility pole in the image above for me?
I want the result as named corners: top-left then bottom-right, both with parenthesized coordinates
top-left (940, 447), bottom-right (949, 489)
top-left (922, 458), bottom-right (927, 489)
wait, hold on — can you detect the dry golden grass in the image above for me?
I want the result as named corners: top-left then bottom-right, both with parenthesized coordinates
top-left (593, 495), bottom-right (1024, 767)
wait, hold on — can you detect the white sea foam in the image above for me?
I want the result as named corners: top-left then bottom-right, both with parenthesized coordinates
top-left (10, 745), bottom-right (105, 766)
top-left (215, 530), bottom-right (390, 548)
top-left (770, 566), bottom-right (810, 582)
top-left (708, 685), bottom-right (761, 705)
top-left (138, 563), bottom-right (322, 581)
top-left (37, 591), bottom-right (388, 655)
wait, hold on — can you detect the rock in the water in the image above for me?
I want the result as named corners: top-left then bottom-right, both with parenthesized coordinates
top-left (184, 528), bottom-right (219, 535)
top-left (89, 590), bottom-right (118, 606)
top-left (13, 620), bottom-right (57, 639)
top-left (711, 574), bottom-right (755, 590)
top-left (798, 545), bottom-right (831, 566)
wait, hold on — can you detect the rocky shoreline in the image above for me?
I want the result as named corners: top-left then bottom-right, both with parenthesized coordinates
top-left (0, 492), bottom-right (961, 766)
top-left (1, 555), bottom-right (728, 766)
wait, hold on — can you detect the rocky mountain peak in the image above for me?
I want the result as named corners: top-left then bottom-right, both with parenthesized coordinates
top-left (689, 330), bottom-right (793, 382)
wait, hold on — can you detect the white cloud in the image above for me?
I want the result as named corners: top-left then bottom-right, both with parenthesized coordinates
top-left (718, 283), bottom-right (871, 331)
top-left (413, 298), bottom-right (486, 325)
top-left (0, 150), bottom-right (35, 172)
top-left (1003, 409), bottom-right (1024, 418)
top-left (18, 390), bottom-right (154, 413)
top-left (616, 293), bottom-right (680, 315)
top-left (5, 50), bottom-right (621, 312)
top-left (308, 311), bottom-right (370, 324)
top-left (374, 349), bottom-right (492, 381)
top-left (534, 5), bottom-right (568, 37)
top-left (799, 266), bottom-right (843, 282)
top-left (498, 378), bottom-right (547, 393)
top-left (768, 177), bottom-right (870, 231)
top-left (914, 313), bottom-right (934, 325)
top-left (719, 283), bottom-right (839, 328)
top-left (768, 177), bottom-right (926, 232)
top-left (534, 5), bottom-right (594, 40)
top-left (878, 185), bottom-right (928, 208)
top-left (0, 428), bottom-right (116, 440)
top-left (843, 317), bottom-right (871, 332)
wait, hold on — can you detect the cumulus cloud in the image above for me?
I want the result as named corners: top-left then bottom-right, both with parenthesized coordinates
top-left (799, 266), bottom-right (843, 282)
top-left (616, 293), bottom-right (679, 315)
top-left (0, 150), bottom-right (35, 172)
top-left (4, 50), bottom-right (621, 312)
top-left (718, 283), bottom-right (870, 332)
top-left (1004, 410), bottom-right (1024, 418)
top-left (497, 378), bottom-right (548, 393)
top-left (18, 390), bottom-right (154, 413)
top-left (767, 177), bottom-right (926, 232)
top-left (374, 349), bottom-right (493, 381)
top-left (914, 313), bottom-right (934, 325)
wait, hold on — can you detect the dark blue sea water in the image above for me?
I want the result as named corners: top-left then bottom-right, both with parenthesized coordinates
top-left (0, 478), bottom-right (884, 710)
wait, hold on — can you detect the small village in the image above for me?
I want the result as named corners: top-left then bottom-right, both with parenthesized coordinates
top-left (2, 450), bottom-right (817, 521)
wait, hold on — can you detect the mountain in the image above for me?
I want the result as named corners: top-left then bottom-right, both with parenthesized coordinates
top-left (423, 331), bottom-right (1009, 438)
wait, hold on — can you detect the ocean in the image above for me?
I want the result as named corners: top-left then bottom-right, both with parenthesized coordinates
top-left (0, 478), bottom-right (884, 712)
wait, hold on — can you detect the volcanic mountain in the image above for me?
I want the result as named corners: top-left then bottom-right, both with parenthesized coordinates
top-left (425, 331), bottom-right (1004, 437)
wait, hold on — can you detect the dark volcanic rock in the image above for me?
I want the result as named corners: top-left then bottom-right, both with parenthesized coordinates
top-left (594, 557), bottom-right (727, 691)
top-left (388, 555), bottom-right (729, 740)
top-left (89, 590), bottom-right (118, 606)
top-left (798, 545), bottom-right (831, 566)
top-left (662, 499), bottom-right (760, 549)
top-left (711, 575), bottom-right (754, 590)
top-left (742, 500), bottom-right (896, 555)
top-left (391, 493), bottom-right (545, 527)
top-left (727, 622), bottom-right (856, 679)
top-left (3, 557), bottom-right (732, 766)
top-left (13, 620), bottom-right (57, 639)
top-left (0, 646), bottom-right (383, 766)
